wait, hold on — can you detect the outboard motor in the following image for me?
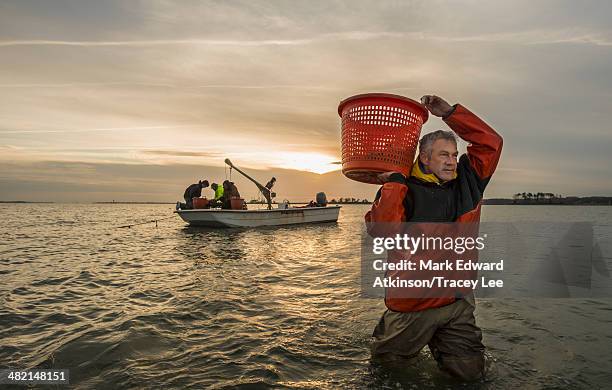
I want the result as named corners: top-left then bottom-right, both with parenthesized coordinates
top-left (316, 192), bottom-right (328, 207)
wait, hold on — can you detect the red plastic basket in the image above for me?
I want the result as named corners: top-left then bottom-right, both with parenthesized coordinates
top-left (338, 93), bottom-right (428, 184)
top-left (193, 197), bottom-right (209, 209)
top-left (230, 197), bottom-right (245, 210)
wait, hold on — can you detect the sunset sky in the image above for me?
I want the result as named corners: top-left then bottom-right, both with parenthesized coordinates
top-left (1, 0), bottom-right (611, 202)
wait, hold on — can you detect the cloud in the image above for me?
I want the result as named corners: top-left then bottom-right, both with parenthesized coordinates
top-left (0, 125), bottom-right (199, 134)
top-left (140, 149), bottom-right (222, 157)
top-left (0, 38), bottom-right (316, 47)
top-left (2, 30), bottom-right (612, 48)
top-left (0, 160), bottom-right (372, 202)
top-left (0, 82), bottom-right (177, 88)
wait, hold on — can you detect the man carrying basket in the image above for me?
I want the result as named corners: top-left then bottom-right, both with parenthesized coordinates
top-left (366, 95), bottom-right (503, 381)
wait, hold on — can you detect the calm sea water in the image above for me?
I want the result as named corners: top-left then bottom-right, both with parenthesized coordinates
top-left (1, 204), bottom-right (612, 389)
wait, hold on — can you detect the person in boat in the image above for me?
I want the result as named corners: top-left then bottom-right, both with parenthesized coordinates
top-left (221, 180), bottom-right (242, 209)
top-left (304, 192), bottom-right (328, 207)
top-left (265, 177), bottom-right (276, 191)
top-left (208, 183), bottom-right (224, 208)
top-left (366, 95), bottom-right (503, 381)
top-left (179, 180), bottom-right (209, 209)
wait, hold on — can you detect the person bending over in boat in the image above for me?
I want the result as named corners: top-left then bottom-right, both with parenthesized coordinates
top-left (366, 95), bottom-right (503, 381)
top-left (221, 180), bottom-right (242, 209)
top-left (208, 183), bottom-right (225, 208)
top-left (179, 180), bottom-right (209, 209)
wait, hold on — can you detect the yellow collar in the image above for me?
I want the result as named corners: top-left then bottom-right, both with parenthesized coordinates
top-left (410, 160), bottom-right (457, 184)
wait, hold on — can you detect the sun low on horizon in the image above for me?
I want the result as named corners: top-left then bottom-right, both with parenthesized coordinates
top-left (251, 151), bottom-right (340, 175)
top-left (139, 148), bottom-right (342, 174)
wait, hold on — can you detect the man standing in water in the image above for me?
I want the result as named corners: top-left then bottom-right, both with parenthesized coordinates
top-left (366, 95), bottom-right (503, 381)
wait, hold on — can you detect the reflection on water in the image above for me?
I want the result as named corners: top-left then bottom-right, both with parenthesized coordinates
top-left (1, 204), bottom-right (612, 388)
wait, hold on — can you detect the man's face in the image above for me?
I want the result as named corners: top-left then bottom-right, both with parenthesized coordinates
top-left (420, 139), bottom-right (458, 182)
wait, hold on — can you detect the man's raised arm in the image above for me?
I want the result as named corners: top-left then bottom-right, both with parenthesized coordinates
top-left (421, 94), bottom-right (503, 180)
top-left (443, 104), bottom-right (503, 180)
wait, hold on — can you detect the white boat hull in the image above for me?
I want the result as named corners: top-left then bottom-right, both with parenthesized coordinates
top-left (174, 206), bottom-right (341, 228)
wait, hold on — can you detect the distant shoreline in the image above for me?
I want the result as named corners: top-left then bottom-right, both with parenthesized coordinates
top-left (0, 201), bottom-right (55, 204)
top-left (2, 198), bottom-right (611, 205)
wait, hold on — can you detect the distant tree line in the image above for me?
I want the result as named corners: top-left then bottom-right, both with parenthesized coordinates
top-left (483, 193), bottom-right (612, 205)
top-left (512, 192), bottom-right (561, 204)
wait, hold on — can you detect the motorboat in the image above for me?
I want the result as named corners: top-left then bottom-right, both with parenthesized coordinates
top-left (174, 205), bottom-right (341, 228)
top-left (175, 158), bottom-right (341, 227)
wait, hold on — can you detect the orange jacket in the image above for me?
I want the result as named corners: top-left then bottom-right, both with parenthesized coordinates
top-left (365, 104), bottom-right (503, 312)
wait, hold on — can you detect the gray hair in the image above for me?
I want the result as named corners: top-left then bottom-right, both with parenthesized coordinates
top-left (418, 130), bottom-right (457, 158)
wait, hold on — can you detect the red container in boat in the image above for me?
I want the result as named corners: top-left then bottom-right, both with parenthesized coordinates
top-left (338, 93), bottom-right (429, 184)
top-left (193, 197), bottom-right (209, 209)
top-left (230, 197), bottom-right (244, 210)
